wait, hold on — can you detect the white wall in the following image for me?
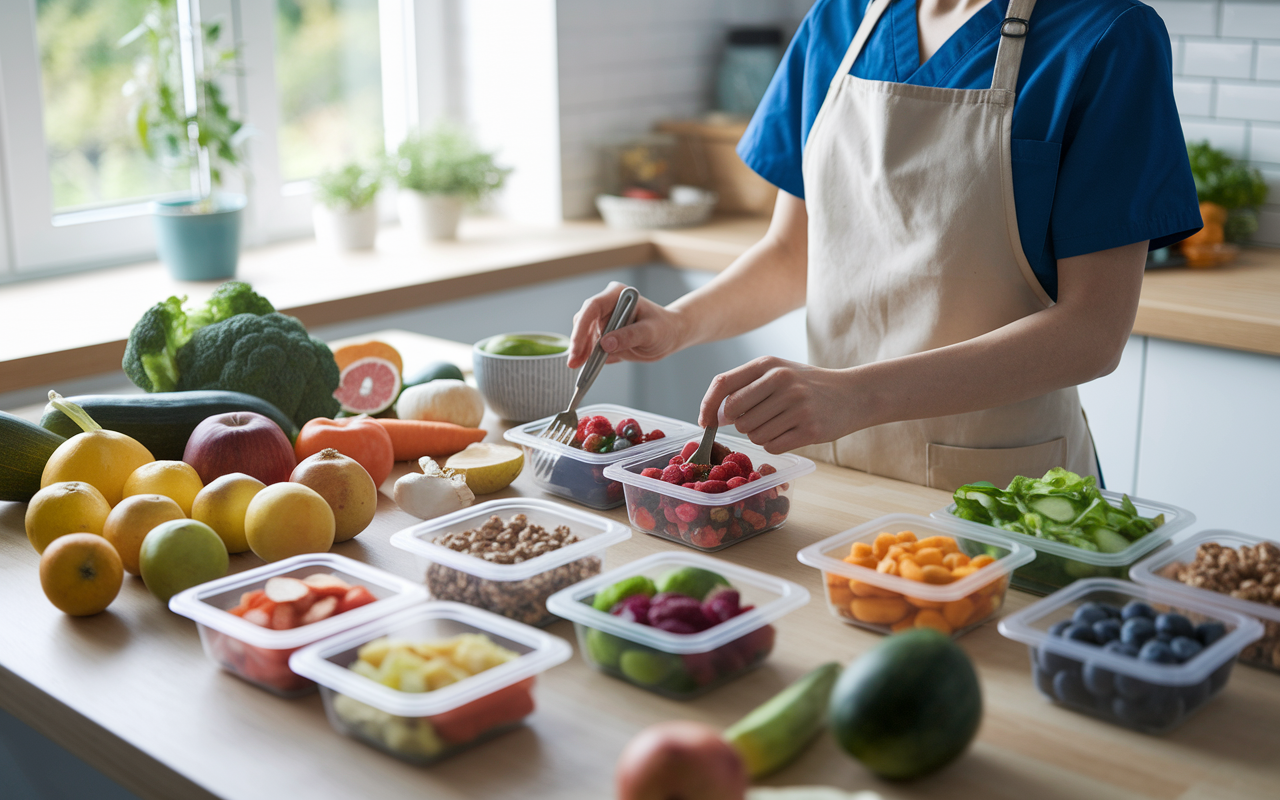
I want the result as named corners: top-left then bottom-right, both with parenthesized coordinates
top-left (1149, 0), bottom-right (1280, 245)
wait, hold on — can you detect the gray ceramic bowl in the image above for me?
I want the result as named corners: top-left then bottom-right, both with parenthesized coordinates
top-left (472, 332), bottom-right (576, 422)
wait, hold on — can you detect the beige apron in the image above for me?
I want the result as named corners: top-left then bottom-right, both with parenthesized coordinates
top-left (799, 0), bottom-right (1096, 492)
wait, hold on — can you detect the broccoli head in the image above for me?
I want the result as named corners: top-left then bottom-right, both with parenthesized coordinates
top-left (175, 312), bottom-right (340, 427)
top-left (187, 281), bottom-right (275, 329)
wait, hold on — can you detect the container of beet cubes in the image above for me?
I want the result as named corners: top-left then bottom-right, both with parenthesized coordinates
top-left (603, 433), bottom-right (815, 551)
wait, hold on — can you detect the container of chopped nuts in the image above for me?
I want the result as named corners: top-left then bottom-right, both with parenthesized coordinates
top-left (1131, 529), bottom-right (1280, 674)
top-left (389, 498), bottom-right (631, 627)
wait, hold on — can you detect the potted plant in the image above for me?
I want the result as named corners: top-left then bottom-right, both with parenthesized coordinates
top-left (124, 0), bottom-right (248, 280)
top-left (393, 124), bottom-right (510, 242)
top-left (313, 160), bottom-right (382, 251)
top-left (1180, 141), bottom-right (1269, 268)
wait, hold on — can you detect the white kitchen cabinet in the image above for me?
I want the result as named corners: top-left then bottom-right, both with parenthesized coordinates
top-left (1137, 338), bottom-right (1280, 534)
top-left (1077, 336), bottom-right (1146, 494)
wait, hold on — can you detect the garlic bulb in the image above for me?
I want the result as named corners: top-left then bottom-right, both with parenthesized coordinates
top-left (393, 457), bottom-right (475, 519)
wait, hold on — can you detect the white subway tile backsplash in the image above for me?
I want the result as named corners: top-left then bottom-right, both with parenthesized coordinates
top-left (1173, 78), bottom-right (1214, 116)
top-left (1147, 1), bottom-right (1220, 36)
top-left (1182, 39), bottom-right (1254, 79)
top-left (1182, 118), bottom-right (1248, 156)
top-left (1222, 2), bottom-right (1280, 40)
top-left (1252, 124), bottom-right (1280, 163)
top-left (1216, 82), bottom-right (1280, 122)
top-left (1257, 44), bottom-right (1280, 82)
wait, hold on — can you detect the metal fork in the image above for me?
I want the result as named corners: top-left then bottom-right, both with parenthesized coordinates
top-left (532, 287), bottom-right (639, 477)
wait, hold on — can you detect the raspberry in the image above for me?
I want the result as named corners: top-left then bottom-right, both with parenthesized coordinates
top-left (616, 418), bottom-right (643, 443)
top-left (674, 503), bottom-right (701, 523)
top-left (723, 452), bottom-right (753, 475)
top-left (699, 479), bottom-right (730, 494)
top-left (679, 462), bottom-right (702, 482)
top-left (585, 416), bottom-right (614, 436)
top-left (645, 430), bottom-right (665, 442)
top-left (691, 526), bottom-right (724, 549)
top-left (726, 476), bottom-right (748, 489)
top-left (660, 465), bottom-right (684, 484)
top-left (758, 463), bottom-right (777, 476)
top-left (680, 441), bottom-right (700, 460)
top-left (708, 463), bottom-right (741, 482)
top-left (669, 455), bottom-right (685, 465)
top-left (575, 416), bottom-right (592, 440)
top-left (632, 507), bottom-right (656, 531)
top-left (640, 467), bottom-right (664, 479)
top-left (663, 506), bottom-right (680, 523)
top-left (582, 433), bottom-right (607, 452)
top-left (747, 471), bottom-right (762, 482)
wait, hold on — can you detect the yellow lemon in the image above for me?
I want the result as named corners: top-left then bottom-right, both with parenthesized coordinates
top-left (191, 473), bottom-right (265, 554)
top-left (103, 494), bottom-right (186, 575)
top-left (122, 460), bottom-right (204, 516)
top-left (245, 483), bottom-right (335, 562)
top-left (40, 533), bottom-right (123, 616)
top-left (25, 481), bottom-right (112, 554)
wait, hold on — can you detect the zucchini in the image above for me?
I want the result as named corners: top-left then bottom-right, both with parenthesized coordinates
top-left (1029, 495), bottom-right (1078, 523)
top-left (0, 411), bottom-right (66, 501)
top-left (39, 391), bottom-right (301, 461)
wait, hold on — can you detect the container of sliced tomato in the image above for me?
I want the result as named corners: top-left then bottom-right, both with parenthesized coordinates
top-left (169, 553), bottom-right (427, 696)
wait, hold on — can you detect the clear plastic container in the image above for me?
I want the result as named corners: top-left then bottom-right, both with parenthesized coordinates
top-left (998, 578), bottom-right (1262, 734)
top-left (289, 602), bottom-right (572, 764)
top-left (796, 513), bottom-right (1034, 638)
top-left (169, 554), bottom-right (427, 697)
top-left (932, 490), bottom-right (1194, 595)
top-left (1130, 529), bottom-right (1280, 674)
top-left (602, 433), bottom-right (815, 551)
top-left (389, 498), bottom-right (630, 627)
top-left (503, 403), bottom-right (699, 509)
top-left (545, 551), bottom-right (809, 698)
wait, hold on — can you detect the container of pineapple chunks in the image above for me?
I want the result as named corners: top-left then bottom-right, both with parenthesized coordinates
top-left (289, 601), bottom-right (571, 764)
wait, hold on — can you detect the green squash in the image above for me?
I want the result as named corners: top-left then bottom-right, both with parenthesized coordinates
top-left (0, 411), bottom-right (66, 501)
top-left (829, 629), bottom-right (981, 780)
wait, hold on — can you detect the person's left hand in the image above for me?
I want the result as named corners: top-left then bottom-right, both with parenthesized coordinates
top-left (699, 357), bottom-right (866, 454)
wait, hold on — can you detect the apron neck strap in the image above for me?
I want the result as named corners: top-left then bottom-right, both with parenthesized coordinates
top-left (991, 0), bottom-right (1037, 93)
top-left (828, 0), bottom-right (895, 95)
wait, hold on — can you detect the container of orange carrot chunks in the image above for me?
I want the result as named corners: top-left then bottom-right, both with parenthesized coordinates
top-left (797, 514), bottom-right (1035, 638)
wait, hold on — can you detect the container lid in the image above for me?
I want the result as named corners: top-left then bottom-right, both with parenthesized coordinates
top-left (796, 513), bottom-right (1035, 602)
top-left (545, 551), bottom-right (809, 654)
top-left (998, 578), bottom-right (1263, 686)
top-left (504, 403), bottom-right (700, 465)
top-left (169, 553), bottom-right (427, 650)
top-left (389, 497), bottom-right (630, 581)
top-left (1130, 529), bottom-right (1280, 624)
top-left (931, 489), bottom-right (1194, 567)
top-left (288, 601), bottom-right (572, 717)
top-left (602, 432), bottom-right (815, 507)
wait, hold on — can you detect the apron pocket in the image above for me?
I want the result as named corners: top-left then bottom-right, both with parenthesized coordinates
top-left (926, 438), bottom-right (1067, 494)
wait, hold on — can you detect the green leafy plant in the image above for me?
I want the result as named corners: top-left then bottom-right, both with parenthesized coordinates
top-left (121, 0), bottom-right (247, 209)
top-left (394, 124), bottom-right (510, 202)
top-left (1187, 140), bottom-right (1269, 242)
top-left (314, 161), bottom-right (382, 211)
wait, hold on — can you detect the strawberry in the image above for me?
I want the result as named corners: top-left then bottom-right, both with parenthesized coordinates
top-left (633, 506), bottom-right (656, 531)
top-left (640, 467), bottom-right (664, 479)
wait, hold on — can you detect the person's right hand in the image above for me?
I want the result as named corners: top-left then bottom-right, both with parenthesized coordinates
top-left (567, 281), bottom-right (689, 369)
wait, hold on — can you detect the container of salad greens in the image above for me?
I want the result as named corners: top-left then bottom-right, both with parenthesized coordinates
top-left (930, 469), bottom-right (1194, 596)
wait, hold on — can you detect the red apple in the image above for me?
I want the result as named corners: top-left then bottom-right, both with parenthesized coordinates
top-left (184, 412), bottom-right (296, 486)
top-left (616, 721), bottom-right (747, 800)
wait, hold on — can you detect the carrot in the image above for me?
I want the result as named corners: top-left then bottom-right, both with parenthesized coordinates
top-left (371, 419), bottom-right (486, 461)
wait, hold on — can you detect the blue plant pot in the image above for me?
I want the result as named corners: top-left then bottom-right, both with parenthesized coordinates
top-left (152, 194), bottom-right (246, 281)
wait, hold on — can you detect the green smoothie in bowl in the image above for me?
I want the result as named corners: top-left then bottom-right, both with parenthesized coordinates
top-left (473, 332), bottom-right (574, 422)
top-left (480, 333), bottom-right (569, 357)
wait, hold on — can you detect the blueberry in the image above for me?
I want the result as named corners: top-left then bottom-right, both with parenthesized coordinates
top-left (1048, 620), bottom-right (1073, 637)
top-left (1032, 663), bottom-right (1056, 697)
top-left (1083, 661), bottom-right (1115, 697)
top-left (610, 436), bottom-right (633, 452)
top-left (1156, 612), bottom-right (1195, 640)
top-left (1092, 619), bottom-right (1122, 643)
top-left (1073, 602), bottom-right (1112, 628)
top-left (1180, 678), bottom-right (1211, 710)
top-left (1112, 695), bottom-right (1145, 725)
top-left (1114, 673), bottom-right (1151, 700)
top-left (1121, 601), bottom-right (1156, 621)
top-left (1196, 621), bottom-right (1227, 647)
top-left (1038, 646), bottom-right (1079, 675)
top-left (1170, 636), bottom-right (1203, 663)
top-left (1053, 669), bottom-right (1094, 707)
top-left (1141, 693), bottom-right (1186, 732)
top-left (1064, 624), bottom-right (1098, 645)
top-left (1121, 616), bottom-right (1156, 646)
top-left (1103, 640), bottom-right (1139, 658)
top-left (1139, 639), bottom-right (1179, 664)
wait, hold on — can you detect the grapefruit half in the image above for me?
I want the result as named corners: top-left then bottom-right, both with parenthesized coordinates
top-left (333, 357), bottom-right (401, 415)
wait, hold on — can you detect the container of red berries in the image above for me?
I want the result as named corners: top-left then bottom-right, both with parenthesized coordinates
top-left (503, 404), bottom-right (700, 510)
top-left (602, 433), bottom-right (815, 551)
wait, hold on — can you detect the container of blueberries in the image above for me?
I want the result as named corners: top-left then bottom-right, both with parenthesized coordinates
top-left (504, 404), bottom-right (700, 510)
top-left (999, 578), bottom-right (1262, 733)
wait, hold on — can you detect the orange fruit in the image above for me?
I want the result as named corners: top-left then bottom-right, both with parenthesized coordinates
top-left (39, 533), bottom-right (124, 616)
top-left (104, 494), bottom-right (186, 575)
top-left (122, 460), bottom-right (204, 516)
top-left (25, 481), bottom-right (112, 554)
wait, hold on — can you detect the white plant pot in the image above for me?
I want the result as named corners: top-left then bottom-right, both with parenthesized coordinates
top-left (398, 190), bottom-right (464, 242)
top-left (313, 204), bottom-right (377, 251)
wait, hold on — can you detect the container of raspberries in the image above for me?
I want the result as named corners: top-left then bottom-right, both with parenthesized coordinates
top-left (546, 552), bottom-right (809, 699)
top-left (602, 432), bottom-right (815, 551)
top-left (503, 403), bottom-right (699, 510)
top-left (170, 553), bottom-right (427, 697)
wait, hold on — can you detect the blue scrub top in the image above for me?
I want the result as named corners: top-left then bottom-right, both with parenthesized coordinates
top-left (738, 0), bottom-right (1203, 299)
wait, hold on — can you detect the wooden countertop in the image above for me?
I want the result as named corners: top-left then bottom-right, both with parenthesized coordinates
top-left (2, 333), bottom-right (1278, 800)
top-left (5, 215), bottom-right (1277, 396)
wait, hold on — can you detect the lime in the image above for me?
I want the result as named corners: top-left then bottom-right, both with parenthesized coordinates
top-left (655, 567), bottom-right (729, 601)
top-left (482, 334), bottom-right (569, 356)
top-left (585, 628), bottom-right (626, 668)
top-left (402, 360), bottom-right (465, 388)
top-left (592, 575), bottom-right (657, 611)
top-left (619, 649), bottom-right (677, 685)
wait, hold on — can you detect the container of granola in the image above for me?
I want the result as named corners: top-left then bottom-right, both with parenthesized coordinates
top-left (1130, 529), bottom-right (1280, 674)
top-left (389, 498), bottom-right (630, 626)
